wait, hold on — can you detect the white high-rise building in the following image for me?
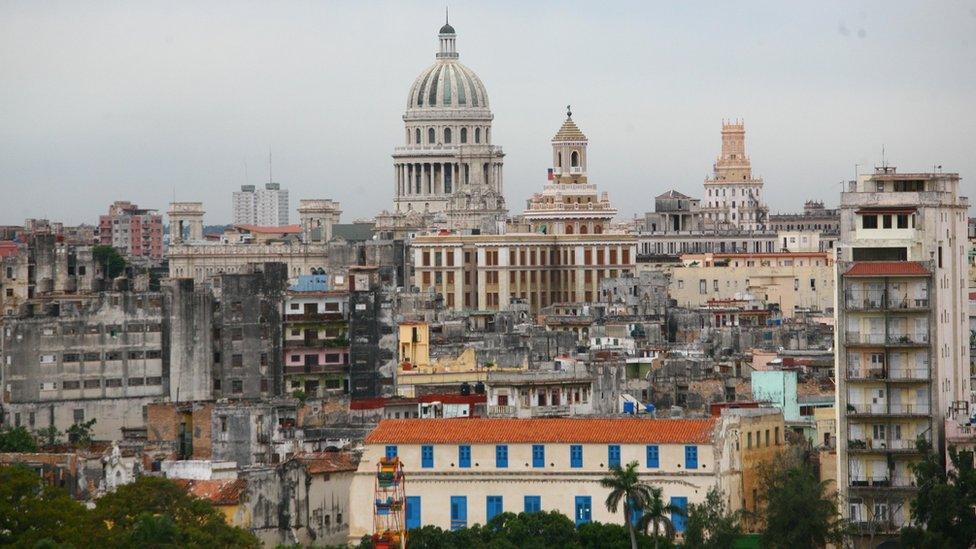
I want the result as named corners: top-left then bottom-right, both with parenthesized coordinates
top-left (233, 183), bottom-right (290, 226)
top-left (835, 166), bottom-right (970, 543)
top-left (701, 120), bottom-right (768, 231)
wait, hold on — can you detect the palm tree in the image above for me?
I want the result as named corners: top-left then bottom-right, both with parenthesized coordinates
top-left (600, 460), bottom-right (653, 549)
top-left (636, 486), bottom-right (683, 549)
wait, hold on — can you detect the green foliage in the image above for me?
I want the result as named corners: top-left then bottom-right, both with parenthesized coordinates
top-left (578, 521), bottom-right (672, 549)
top-left (0, 464), bottom-right (109, 548)
top-left (682, 487), bottom-right (742, 549)
top-left (755, 452), bottom-right (846, 549)
top-left (66, 418), bottom-right (96, 448)
top-left (600, 460), bottom-right (657, 549)
top-left (900, 440), bottom-right (976, 548)
top-left (92, 244), bottom-right (127, 279)
top-left (36, 425), bottom-right (61, 448)
top-left (93, 476), bottom-right (260, 548)
top-left (0, 426), bottom-right (38, 452)
top-left (292, 389), bottom-right (308, 403)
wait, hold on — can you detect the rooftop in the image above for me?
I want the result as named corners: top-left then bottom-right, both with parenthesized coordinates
top-left (364, 417), bottom-right (717, 444)
top-left (174, 478), bottom-right (247, 505)
top-left (296, 451), bottom-right (360, 474)
top-left (844, 261), bottom-right (930, 277)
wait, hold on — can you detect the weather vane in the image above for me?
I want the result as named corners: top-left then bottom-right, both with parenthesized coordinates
top-left (566, 104), bottom-right (572, 119)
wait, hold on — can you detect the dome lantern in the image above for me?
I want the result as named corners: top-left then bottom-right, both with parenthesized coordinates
top-left (437, 8), bottom-right (458, 59)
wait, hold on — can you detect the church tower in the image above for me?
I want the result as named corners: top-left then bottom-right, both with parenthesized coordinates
top-left (550, 105), bottom-right (588, 185)
top-left (702, 119), bottom-right (768, 230)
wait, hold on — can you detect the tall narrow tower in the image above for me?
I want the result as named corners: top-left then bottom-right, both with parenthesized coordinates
top-left (702, 120), bottom-right (768, 230)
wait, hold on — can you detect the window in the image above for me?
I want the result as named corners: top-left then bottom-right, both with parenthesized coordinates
top-left (486, 496), bottom-right (503, 522)
top-left (444, 128), bottom-right (452, 143)
top-left (475, 128), bottom-right (481, 143)
top-left (570, 445), bottom-right (583, 468)
top-left (415, 128), bottom-right (420, 144)
top-left (646, 445), bottom-right (659, 468)
top-left (862, 215), bottom-right (878, 229)
top-left (684, 445), bottom-right (698, 469)
top-left (775, 427), bottom-right (780, 445)
top-left (524, 495), bottom-right (541, 513)
top-left (450, 496), bottom-right (467, 531)
top-left (428, 128), bottom-right (435, 143)
top-left (571, 151), bottom-right (580, 167)
top-left (532, 444), bottom-right (545, 468)
top-left (608, 445), bottom-right (621, 468)
top-left (699, 280), bottom-right (707, 294)
top-left (575, 496), bottom-right (592, 526)
top-left (385, 445), bottom-right (398, 459)
top-left (671, 497), bottom-right (688, 533)
top-left (495, 445), bottom-right (508, 468)
top-left (460, 127), bottom-right (467, 143)
top-left (406, 496), bottom-right (421, 530)
top-left (232, 379), bottom-right (243, 393)
top-left (897, 214), bottom-right (909, 228)
top-left (458, 445), bottom-right (471, 468)
top-left (421, 445), bottom-right (434, 468)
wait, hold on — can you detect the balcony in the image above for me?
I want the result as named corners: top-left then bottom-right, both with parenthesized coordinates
top-left (847, 438), bottom-right (924, 454)
top-left (886, 295), bottom-right (930, 311)
top-left (887, 332), bottom-right (929, 346)
top-left (846, 366), bottom-right (930, 383)
top-left (283, 338), bottom-right (350, 350)
top-left (845, 332), bottom-right (929, 347)
top-left (845, 290), bottom-right (885, 311)
top-left (531, 405), bottom-right (571, 417)
top-left (849, 475), bottom-right (916, 491)
top-left (488, 405), bottom-right (517, 417)
top-left (284, 363), bottom-right (348, 375)
top-left (847, 403), bottom-right (931, 417)
top-left (285, 311), bottom-right (347, 322)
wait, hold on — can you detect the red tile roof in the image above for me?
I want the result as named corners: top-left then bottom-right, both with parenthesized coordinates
top-left (844, 261), bottom-right (930, 277)
top-left (298, 451), bottom-right (360, 474)
top-left (364, 418), bottom-right (717, 445)
top-left (175, 478), bottom-right (247, 505)
top-left (854, 207), bottom-right (917, 215)
top-left (0, 241), bottom-right (19, 258)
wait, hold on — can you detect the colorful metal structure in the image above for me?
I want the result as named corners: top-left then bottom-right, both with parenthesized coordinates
top-left (372, 456), bottom-right (406, 548)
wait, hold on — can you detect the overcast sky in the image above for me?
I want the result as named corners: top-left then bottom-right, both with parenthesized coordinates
top-left (1, 1), bottom-right (974, 226)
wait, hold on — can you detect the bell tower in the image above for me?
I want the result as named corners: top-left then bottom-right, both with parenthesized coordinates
top-left (551, 105), bottom-right (588, 184)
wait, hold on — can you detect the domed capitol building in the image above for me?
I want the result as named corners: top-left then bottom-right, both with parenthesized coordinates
top-left (392, 16), bottom-right (506, 234)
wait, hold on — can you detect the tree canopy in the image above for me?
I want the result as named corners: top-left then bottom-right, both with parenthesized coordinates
top-left (682, 487), bottom-right (742, 549)
top-left (92, 244), bottom-right (127, 279)
top-left (0, 426), bottom-right (38, 452)
top-left (900, 441), bottom-right (976, 548)
top-left (755, 453), bottom-right (846, 549)
top-left (0, 466), bottom-right (258, 549)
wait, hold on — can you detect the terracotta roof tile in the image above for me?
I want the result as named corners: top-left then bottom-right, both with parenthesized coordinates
top-left (177, 478), bottom-right (247, 505)
top-left (844, 261), bottom-right (930, 277)
top-left (364, 418), bottom-right (717, 445)
top-left (298, 451), bottom-right (360, 474)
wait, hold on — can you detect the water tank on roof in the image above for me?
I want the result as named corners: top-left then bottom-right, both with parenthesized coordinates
top-left (623, 401), bottom-right (635, 414)
top-left (460, 382), bottom-right (471, 396)
top-left (474, 382), bottom-right (485, 394)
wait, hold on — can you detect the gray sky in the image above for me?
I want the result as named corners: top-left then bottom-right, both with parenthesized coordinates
top-left (1, 1), bottom-right (974, 226)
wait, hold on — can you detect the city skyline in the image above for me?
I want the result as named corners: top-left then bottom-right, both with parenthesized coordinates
top-left (1, 1), bottom-right (974, 225)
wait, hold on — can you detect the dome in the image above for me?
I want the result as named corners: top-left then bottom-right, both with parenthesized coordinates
top-left (439, 23), bottom-right (455, 34)
top-left (407, 60), bottom-right (489, 110)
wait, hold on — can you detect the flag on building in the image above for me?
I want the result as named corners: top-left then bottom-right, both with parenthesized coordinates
top-left (547, 168), bottom-right (554, 181)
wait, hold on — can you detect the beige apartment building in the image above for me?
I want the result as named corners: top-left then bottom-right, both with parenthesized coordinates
top-left (412, 111), bottom-right (636, 314)
top-left (835, 167), bottom-right (970, 545)
top-left (668, 252), bottom-right (835, 317)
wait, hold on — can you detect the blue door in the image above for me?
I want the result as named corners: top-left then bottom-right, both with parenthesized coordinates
top-left (684, 445), bottom-right (698, 469)
top-left (608, 445), bottom-right (621, 468)
top-left (405, 496), bottom-right (421, 530)
top-left (450, 496), bottom-right (467, 530)
top-left (486, 495), bottom-right (503, 522)
top-left (671, 496), bottom-right (688, 533)
top-left (524, 495), bottom-right (541, 513)
top-left (575, 496), bottom-right (592, 526)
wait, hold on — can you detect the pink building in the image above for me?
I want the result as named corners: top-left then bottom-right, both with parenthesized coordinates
top-left (98, 201), bottom-right (163, 261)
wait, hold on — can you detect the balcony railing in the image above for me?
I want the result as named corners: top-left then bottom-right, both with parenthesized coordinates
top-left (488, 405), bottom-right (517, 417)
top-left (847, 403), bottom-right (931, 416)
top-left (845, 332), bottom-right (929, 346)
top-left (887, 332), bottom-right (929, 346)
top-left (888, 368), bottom-right (930, 381)
top-left (847, 366), bottom-right (930, 381)
top-left (845, 290), bottom-right (885, 310)
top-left (850, 475), bottom-right (915, 489)
top-left (845, 332), bottom-right (886, 345)
top-left (887, 296), bottom-right (930, 310)
top-left (531, 405), bottom-right (571, 417)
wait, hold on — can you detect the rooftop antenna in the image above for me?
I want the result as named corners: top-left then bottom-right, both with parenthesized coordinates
top-left (881, 144), bottom-right (886, 168)
top-left (244, 159), bottom-right (249, 185)
top-left (445, 6), bottom-right (449, 25)
top-left (268, 146), bottom-right (273, 184)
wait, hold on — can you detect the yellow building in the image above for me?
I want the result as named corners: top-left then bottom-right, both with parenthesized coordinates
top-left (396, 321), bottom-right (523, 397)
top-left (668, 252), bottom-right (835, 317)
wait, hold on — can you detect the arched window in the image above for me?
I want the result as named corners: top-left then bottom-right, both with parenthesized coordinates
top-left (571, 151), bottom-right (580, 167)
top-left (415, 129), bottom-right (421, 144)
top-left (557, 152), bottom-right (562, 167)
top-left (428, 128), bottom-right (436, 143)
top-left (579, 225), bottom-right (588, 234)
top-left (460, 128), bottom-right (467, 143)
top-left (594, 224), bottom-right (603, 234)
top-left (475, 128), bottom-right (481, 143)
top-left (565, 224), bottom-right (574, 235)
top-left (444, 128), bottom-right (452, 143)
top-left (485, 129), bottom-right (489, 143)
